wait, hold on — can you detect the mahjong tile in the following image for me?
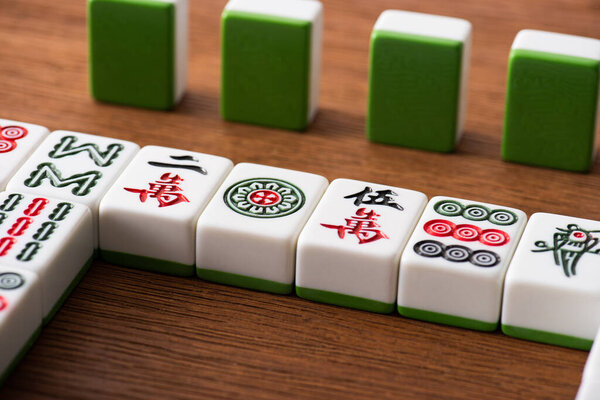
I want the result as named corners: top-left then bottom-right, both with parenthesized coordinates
top-left (0, 119), bottom-right (49, 190)
top-left (502, 213), bottom-right (600, 349)
top-left (89, 0), bottom-right (188, 110)
top-left (0, 267), bottom-right (41, 384)
top-left (221, 0), bottom-right (323, 130)
top-left (196, 162), bottom-right (328, 294)
top-left (99, 146), bottom-right (233, 276)
top-left (6, 130), bottom-right (139, 246)
top-left (295, 178), bottom-right (426, 313)
top-left (0, 192), bottom-right (94, 323)
top-left (580, 326), bottom-right (600, 393)
top-left (576, 379), bottom-right (600, 400)
top-left (397, 196), bottom-right (527, 331)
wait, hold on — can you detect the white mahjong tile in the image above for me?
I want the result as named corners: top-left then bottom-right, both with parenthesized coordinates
top-left (580, 326), bottom-right (600, 395)
top-left (576, 379), bottom-right (600, 400)
top-left (99, 145), bottom-right (233, 276)
top-left (397, 196), bottom-right (527, 331)
top-left (196, 162), bottom-right (328, 294)
top-left (6, 130), bottom-right (139, 246)
top-left (295, 178), bottom-right (426, 313)
top-left (0, 119), bottom-right (49, 190)
top-left (0, 192), bottom-right (94, 322)
top-left (0, 267), bottom-right (41, 382)
top-left (502, 213), bottom-right (600, 349)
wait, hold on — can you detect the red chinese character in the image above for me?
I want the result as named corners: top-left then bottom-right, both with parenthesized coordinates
top-left (124, 173), bottom-right (190, 208)
top-left (321, 208), bottom-right (389, 244)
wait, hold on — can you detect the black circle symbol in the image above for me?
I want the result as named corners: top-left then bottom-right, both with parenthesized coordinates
top-left (414, 240), bottom-right (444, 258)
top-left (463, 204), bottom-right (491, 221)
top-left (470, 250), bottom-right (501, 267)
top-left (443, 245), bottom-right (471, 262)
top-left (489, 209), bottom-right (518, 226)
top-left (434, 200), bottom-right (464, 217)
top-left (0, 273), bottom-right (24, 290)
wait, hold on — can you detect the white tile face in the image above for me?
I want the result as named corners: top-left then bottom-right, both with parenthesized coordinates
top-left (502, 213), bottom-right (600, 342)
top-left (374, 10), bottom-right (471, 42)
top-left (225, 0), bottom-right (322, 21)
top-left (223, 0), bottom-right (322, 123)
top-left (196, 163), bottom-right (328, 287)
top-left (296, 179), bottom-right (426, 306)
top-left (512, 29), bottom-right (600, 61)
top-left (0, 267), bottom-right (41, 378)
top-left (398, 196), bottom-right (527, 325)
top-left (0, 119), bottom-right (49, 190)
top-left (99, 146), bottom-right (233, 267)
top-left (6, 131), bottom-right (139, 246)
top-left (0, 192), bottom-right (94, 319)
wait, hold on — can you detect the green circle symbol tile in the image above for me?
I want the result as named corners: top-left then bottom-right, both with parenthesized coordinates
top-left (224, 178), bottom-right (305, 218)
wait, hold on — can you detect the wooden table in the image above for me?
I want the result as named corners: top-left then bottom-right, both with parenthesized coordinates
top-left (1, 0), bottom-right (599, 398)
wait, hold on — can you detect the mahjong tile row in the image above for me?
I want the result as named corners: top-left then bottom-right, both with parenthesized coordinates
top-left (2, 119), bottom-right (600, 389)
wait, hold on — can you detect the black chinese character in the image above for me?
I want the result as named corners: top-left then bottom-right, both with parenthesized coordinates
top-left (148, 155), bottom-right (207, 175)
top-left (344, 186), bottom-right (403, 211)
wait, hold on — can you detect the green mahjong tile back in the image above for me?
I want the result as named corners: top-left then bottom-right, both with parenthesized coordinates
top-left (367, 30), bottom-right (463, 152)
top-left (88, 0), bottom-right (175, 110)
top-left (502, 49), bottom-right (600, 172)
top-left (220, 11), bottom-right (312, 131)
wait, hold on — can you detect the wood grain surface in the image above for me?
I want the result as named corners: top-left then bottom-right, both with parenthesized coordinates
top-left (1, 0), bottom-right (599, 398)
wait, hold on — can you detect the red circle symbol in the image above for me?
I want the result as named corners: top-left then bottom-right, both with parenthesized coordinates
top-left (480, 229), bottom-right (510, 246)
top-left (249, 189), bottom-right (282, 206)
top-left (1, 126), bottom-right (28, 140)
top-left (0, 140), bottom-right (16, 153)
top-left (453, 224), bottom-right (481, 241)
top-left (574, 232), bottom-right (586, 238)
top-left (0, 296), bottom-right (7, 311)
top-left (424, 219), bottom-right (456, 237)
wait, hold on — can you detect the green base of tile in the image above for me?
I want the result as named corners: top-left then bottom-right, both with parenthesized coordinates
top-left (196, 268), bottom-right (292, 294)
top-left (296, 286), bottom-right (394, 314)
top-left (44, 253), bottom-right (95, 325)
top-left (100, 249), bottom-right (194, 277)
top-left (397, 306), bottom-right (498, 332)
top-left (501, 324), bottom-right (593, 350)
top-left (0, 326), bottom-right (42, 387)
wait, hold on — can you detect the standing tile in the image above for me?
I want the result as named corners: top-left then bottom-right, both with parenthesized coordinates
top-left (0, 268), bottom-right (42, 384)
top-left (296, 179), bottom-right (427, 313)
top-left (221, 0), bottom-right (323, 130)
top-left (0, 192), bottom-right (93, 323)
top-left (502, 30), bottom-right (600, 172)
top-left (89, 0), bottom-right (188, 110)
top-left (196, 163), bottom-right (328, 294)
top-left (367, 10), bottom-right (471, 152)
top-left (0, 119), bottom-right (49, 190)
top-left (502, 213), bottom-right (600, 349)
top-left (6, 131), bottom-right (139, 246)
top-left (397, 196), bottom-right (526, 331)
top-left (99, 146), bottom-right (233, 276)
